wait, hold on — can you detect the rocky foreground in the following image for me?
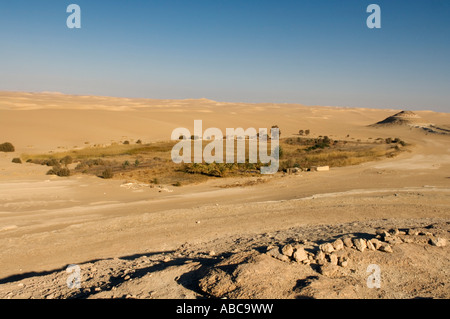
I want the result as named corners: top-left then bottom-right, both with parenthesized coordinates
top-left (0, 218), bottom-right (448, 299)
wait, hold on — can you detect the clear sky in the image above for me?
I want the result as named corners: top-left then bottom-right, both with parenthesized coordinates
top-left (0, 0), bottom-right (449, 112)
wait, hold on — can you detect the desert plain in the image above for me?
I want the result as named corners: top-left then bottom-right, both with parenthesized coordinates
top-left (0, 91), bottom-right (449, 299)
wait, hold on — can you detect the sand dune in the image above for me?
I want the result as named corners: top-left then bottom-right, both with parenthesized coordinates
top-left (0, 91), bottom-right (449, 299)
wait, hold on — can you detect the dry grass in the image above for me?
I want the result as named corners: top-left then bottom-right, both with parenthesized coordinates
top-left (22, 137), bottom-right (405, 184)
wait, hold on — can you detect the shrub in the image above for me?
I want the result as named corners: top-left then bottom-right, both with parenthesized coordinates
top-left (123, 141), bottom-right (130, 145)
top-left (47, 166), bottom-right (71, 177)
top-left (136, 139), bottom-right (142, 144)
top-left (173, 181), bottom-right (181, 187)
top-left (101, 168), bottom-right (114, 179)
top-left (0, 142), bottom-right (15, 152)
top-left (12, 158), bottom-right (22, 164)
top-left (60, 156), bottom-right (73, 166)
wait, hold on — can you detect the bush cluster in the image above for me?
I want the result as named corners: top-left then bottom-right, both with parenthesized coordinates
top-left (0, 142), bottom-right (15, 152)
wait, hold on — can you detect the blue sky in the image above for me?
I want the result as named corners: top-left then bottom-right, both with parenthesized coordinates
top-left (0, 0), bottom-right (449, 112)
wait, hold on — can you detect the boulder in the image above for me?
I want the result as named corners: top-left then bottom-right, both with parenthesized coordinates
top-left (379, 244), bottom-right (393, 253)
top-left (366, 240), bottom-right (376, 251)
top-left (369, 238), bottom-right (383, 250)
top-left (343, 237), bottom-right (354, 248)
top-left (327, 253), bottom-right (338, 265)
top-left (315, 251), bottom-right (326, 265)
top-left (338, 256), bottom-right (349, 267)
top-left (318, 264), bottom-right (339, 277)
top-left (384, 236), bottom-right (403, 245)
top-left (332, 239), bottom-right (344, 251)
top-left (267, 247), bottom-right (290, 262)
top-left (388, 228), bottom-right (399, 236)
top-left (429, 237), bottom-right (447, 247)
top-left (353, 238), bottom-right (367, 252)
top-left (281, 244), bottom-right (294, 257)
top-left (293, 246), bottom-right (308, 262)
top-left (319, 243), bottom-right (335, 254)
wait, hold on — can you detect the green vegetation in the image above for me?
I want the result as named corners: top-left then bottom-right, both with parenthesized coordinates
top-left (101, 168), bottom-right (114, 179)
top-left (0, 142), bottom-right (15, 152)
top-left (22, 133), bottom-right (407, 185)
top-left (12, 157), bottom-right (22, 164)
top-left (47, 166), bottom-right (71, 177)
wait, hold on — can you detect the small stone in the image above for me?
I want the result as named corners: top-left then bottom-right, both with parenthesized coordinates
top-left (95, 287), bottom-right (102, 292)
top-left (281, 244), bottom-right (294, 257)
top-left (429, 238), bottom-right (447, 247)
top-left (379, 244), bottom-right (393, 253)
top-left (385, 236), bottom-right (403, 245)
top-left (124, 275), bottom-right (131, 280)
top-left (267, 247), bottom-right (290, 262)
top-left (403, 237), bottom-right (414, 243)
top-left (353, 238), bottom-right (367, 252)
top-left (293, 247), bottom-right (308, 262)
top-left (388, 228), bottom-right (399, 236)
top-left (209, 250), bottom-right (216, 256)
top-left (315, 251), bottom-right (326, 265)
top-left (369, 239), bottom-right (383, 250)
top-left (343, 237), bottom-right (353, 248)
top-left (319, 243), bottom-right (335, 254)
top-left (319, 264), bottom-right (339, 277)
top-left (327, 253), bottom-right (338, 265)
top-left (338, 256), bottom-right (348, 267)
top-left (366, 240), bottom-right (376, 251)
top-left (408, 229), bottom-right (419, 236)
top-left (332, 239), bottom-right (344, 251)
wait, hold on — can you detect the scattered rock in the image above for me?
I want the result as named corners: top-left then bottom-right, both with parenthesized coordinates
top-left (293, 246), bottom-right (308, 262)
top-left (327, 253), bottom-right (338, 266)
top-left (369, 238), bottom-right (383, 250)
top-left (366, 240), bottom-right (376, 251)
top-left (267, 247), bottom-right (290, 262)
top-left (332, 239), bottom-right (344, 251)
top-left (379, 244), bottom-right (393, 253)
top-left (385, 236), bottom-right (403, 245)
top-left (281, 244), bottom-right (294, 257)
top-left (338, 256), bottom-right (349, 268)
top-left (315, 251), bottom-right (326, 265)
top-left (388, 228), bottom-right (400, 236)
top-left (408, 229), bottom-right (419, 236)
top-left (343, 237), bottom-right (353, 248)
top-left (353, 238), bottom-right (367, 252)
top-left (319, 243), bottom-right (335, 254)
top-left (318, 264), bottom-right (339, 277)
top-left (429, 238), bottom-right (447, 247)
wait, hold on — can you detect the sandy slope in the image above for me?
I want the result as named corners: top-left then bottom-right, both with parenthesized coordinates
top-left (0, 91), bottom-right (449, 299)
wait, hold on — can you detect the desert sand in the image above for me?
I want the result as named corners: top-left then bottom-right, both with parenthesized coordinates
top-left (0, 91), bottom-right (449, 299)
